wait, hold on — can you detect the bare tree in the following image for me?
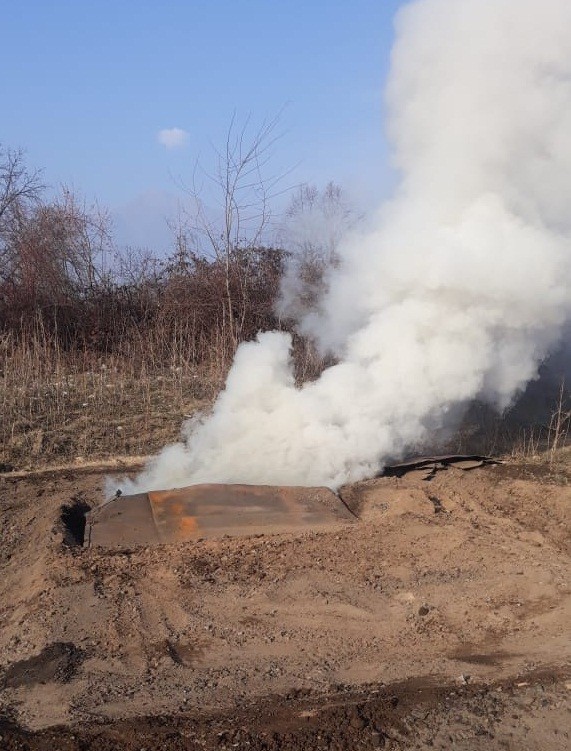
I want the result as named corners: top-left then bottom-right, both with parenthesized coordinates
top-left (0, 145), bottom-right (44, 283)
top-left (0, 146), bottom-right (43, 224)
top-left (51, 188), bottom-right (114, 292)
top-left (2, 187), bottom-right (113, 308)
top-left (277, 181), bottom-right (358, 321)
top-left (282, 181), bottom-right (357, 263)
top-left (182, 113), bottom-right (288, 347)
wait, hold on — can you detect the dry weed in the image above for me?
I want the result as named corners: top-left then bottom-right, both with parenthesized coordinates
top-left (0, 328), bottom-right (224, 470)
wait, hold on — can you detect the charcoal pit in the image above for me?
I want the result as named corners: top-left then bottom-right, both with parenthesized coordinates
top-left (85, 484), bottom-right (356, 548)
top-left (60, 498), bottom-right (92, 547)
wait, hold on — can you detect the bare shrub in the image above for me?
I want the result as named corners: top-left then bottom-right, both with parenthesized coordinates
top-left (277, 182), bottom-right (358, 322)
top-left (547, 379), bottom-right (571, 464)
top-left (180, 113), bottom-right (288, 347)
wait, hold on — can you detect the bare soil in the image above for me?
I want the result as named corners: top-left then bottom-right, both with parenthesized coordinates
top-left (0, 458), bottom-right (569, 749)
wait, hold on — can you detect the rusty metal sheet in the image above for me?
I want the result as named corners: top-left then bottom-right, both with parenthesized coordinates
top-left (87, 484), bottom-right (355, 548)
top-left (86, 493), bottom-right (159, 547)
top-left (383, 454), bottom-right (499, 478)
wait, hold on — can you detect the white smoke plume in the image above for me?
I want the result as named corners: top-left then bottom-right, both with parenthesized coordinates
top-left (124, 0), bottom-right (571, 493)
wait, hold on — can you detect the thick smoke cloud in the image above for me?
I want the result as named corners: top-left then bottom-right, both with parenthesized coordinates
top-left (125, 0), bottom-right (571, 493)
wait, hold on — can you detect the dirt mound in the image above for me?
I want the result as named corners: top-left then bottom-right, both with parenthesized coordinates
top-left (0, 458), bottom-right (569, 748)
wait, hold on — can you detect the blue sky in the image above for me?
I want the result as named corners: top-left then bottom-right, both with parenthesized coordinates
top-left (2, 0), bottom-right (405, 252)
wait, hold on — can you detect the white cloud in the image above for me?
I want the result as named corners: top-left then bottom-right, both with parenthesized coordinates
top-left (157, 127), bottom-right (189, 149)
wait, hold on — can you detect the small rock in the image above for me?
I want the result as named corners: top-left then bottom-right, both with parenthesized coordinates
top-left (418, 605), bottom-right (430, 616)
top-left (350, 716), bottom-right (366, 730)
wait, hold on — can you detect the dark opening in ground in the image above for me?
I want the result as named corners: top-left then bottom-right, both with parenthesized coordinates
top-left (60, 498), bottom-right (91, 547)
top-left (1, 642), bottom-right (84, 689)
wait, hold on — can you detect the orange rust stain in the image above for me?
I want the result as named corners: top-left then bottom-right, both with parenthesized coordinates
top-left (178, 516), bottom-right (199, 536)
top-left (149, 491), bottom-right (170, 504)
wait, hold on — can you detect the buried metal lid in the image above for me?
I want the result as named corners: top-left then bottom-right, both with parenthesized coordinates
top-left (86, 483), bottom-right (356, 548)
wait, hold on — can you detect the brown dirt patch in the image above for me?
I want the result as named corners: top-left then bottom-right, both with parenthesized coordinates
top-left (0, 458), bottom-right (569, 748)
top-left (1, 642), bottom-right (84, 689)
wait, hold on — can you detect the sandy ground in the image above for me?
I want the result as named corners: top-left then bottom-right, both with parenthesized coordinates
top-left (0, 458), bottom-right (569, 749)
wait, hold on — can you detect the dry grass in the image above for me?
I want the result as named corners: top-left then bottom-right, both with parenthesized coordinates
top-left (0, 318), bottom-right (334, 471)
top-left (3, 324), bottom-right (569, 474)
top-left (427, 381), bottom-right (571, 465)
top-left (0, 329), bottom-right (229, 470)
top-left (505, 381), bottom-right (571, 465)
